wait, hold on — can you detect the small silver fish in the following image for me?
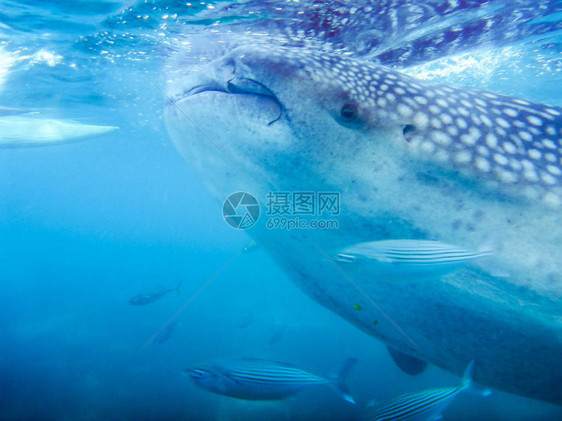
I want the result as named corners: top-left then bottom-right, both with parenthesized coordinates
top-left (364, 361), bottom-right (482, 421)
top-left (0, 116), bottom-right (118, 147)
top-left (184, 357), bottom-right (357, 403)
top-left (129, 282), bottom-right (182, 306)
top-left (337, 240), bottom-right (491, 279)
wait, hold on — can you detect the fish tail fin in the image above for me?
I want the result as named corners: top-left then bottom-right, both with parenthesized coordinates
top-left (330, 357), bottom-right (357, 404)
top-left (175, 281), bottom-right (182, 295)
top-left (461, 360), bottom-right (475, 390)
top-left (462, 361), bottom-right (493, 397)
top-left (478, 235), bottom-right (500, 256)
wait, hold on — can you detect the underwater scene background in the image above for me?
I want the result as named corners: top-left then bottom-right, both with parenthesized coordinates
top-left (1, 1), bottom-right (562, 420)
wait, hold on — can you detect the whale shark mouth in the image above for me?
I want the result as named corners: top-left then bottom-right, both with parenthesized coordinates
top-left (174, 76), bottom-right (284, 125)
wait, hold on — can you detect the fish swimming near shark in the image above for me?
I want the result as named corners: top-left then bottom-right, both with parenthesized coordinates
top-left (0, 116), bottom-right (118, 147)
top-left (129, 282), bottom-right (182, 306)
top-left (363, 361), bottom-right (486, 421)
top-left (164, 42), bottom-right (562, 404)
top-left (336, 239), bottom-right (492, 280)
top-left (184, 357), bottom-right (357, 403)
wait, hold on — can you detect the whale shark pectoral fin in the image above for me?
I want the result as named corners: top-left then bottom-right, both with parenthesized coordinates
top-left (387, 346), bottom-right (428, 376)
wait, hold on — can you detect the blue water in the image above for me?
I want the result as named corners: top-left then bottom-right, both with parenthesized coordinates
top-left (1, 1), bottom-right (562, 420)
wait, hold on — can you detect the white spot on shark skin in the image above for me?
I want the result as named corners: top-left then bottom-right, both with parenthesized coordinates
top-left (397, 104), bottom-right (413, 117)
top-left (430, 118), bottom-right (442, 129)
top-left (456, 118), bottom-right (467, 129)
top-left (447, 126), bottom-right (459, 136)
top-left (496, 168), bottom-right (518, 183)
top-left (432, 131), bottom-right (452, 146)
top-left (519, 131), bottom-right (533, 142)
top-left (547, 165), bottom-right (562, 176)
top-left (436, 98), bottom-right (448, 107)
top-left (455, 150), bottom-right (472, 163)
top-left (509, 159), bottom-right (522, 171)
top-left (541, 172), bottom-right (557, 185)
top-left (503, 108), bottom-right (518, 117)
top-left (503, 142), bottom-right (517, 154)
top-left (461, 134), bottom-right (477, 146)
top-left (528, 149), bottom-right (542, 160)
top-left (546, 126), bottom-right (556, 136)
top-left (475, 157), bottom-right (491, 172)
top-left (485, 134), bottom-right (497, 148)
top-left (412, 112), bottom-right (429, 128)
top-left (429, 105), bottom-right (440, 114)
top-left (524, 170), bottom-right (539, 182)
top-left (477, 146), bottom-right (489, 156)
top-left (542, 139), bottom-right (557, 149)
top-left (545, 108), bottom-right (561, 116)
top-left (495, 117), bottom-right (510, 128)
top-left (480, 114), bottom-right (492, 127)
top-left (421, 141), bottom-right (436, 153)
top-left (545, 153), bottom-right (557, 163)
top-left (458, 107), bottom-right (470, 117)
top-left (494, 153), bottom-right (508, 166)
top-left (404, 97), bottom-right (418, 108)
top-left (414, 96), bottom-right (428, 105)
top-left (521, 159), bottom-right (535, 171)
top-left (495, 127), bottom-right (507, 137)
top-left (469, 127), bottom-right (481, 139)
top-left (441, 114), bottom-right (453, 124)
top-left (527, 115), bottom-right (543, 126)
top-left (542, 192), bottom-right (562, 207)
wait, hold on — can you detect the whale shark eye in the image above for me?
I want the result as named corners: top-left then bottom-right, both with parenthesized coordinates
top-left (402, 124), bottom-right (416, 142)
top-left (340, 104), bottom-right (358, 123)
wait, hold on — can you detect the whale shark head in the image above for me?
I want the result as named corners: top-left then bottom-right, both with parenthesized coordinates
top-left (166, 44), bottom-right (562, 206)
top-left (164, 44), bottom-right (390, 193)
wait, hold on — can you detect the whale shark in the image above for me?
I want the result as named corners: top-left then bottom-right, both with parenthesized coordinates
top-left (188, 0), bottom-right (562, 66)
top-left (164, 44), bottom-right (562, 404)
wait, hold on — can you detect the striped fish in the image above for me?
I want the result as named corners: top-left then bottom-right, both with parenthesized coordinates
top-left (364, 361), bottom-right (477, 421)
top-left (336, 240), bottom-right (491, 279)
top-left (184, 357), bottom-right (356, 403)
